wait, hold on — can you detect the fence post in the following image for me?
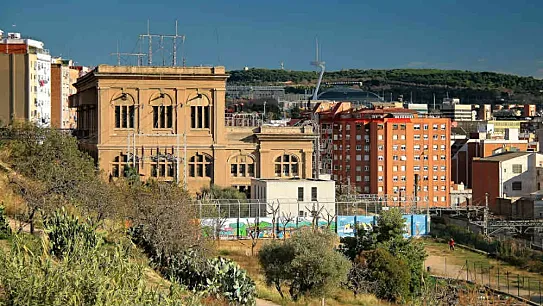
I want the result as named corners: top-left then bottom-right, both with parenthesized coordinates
top-left (466, 260), bottom-right (469, 282)
top-left (497, 267), bottom-right (500, 290)
top-left (237, 200), bottom-right (241, 240)
top-left (507, 271), bottom-right (510, 294)
top-left (517, 274), bottom-right (520, 296)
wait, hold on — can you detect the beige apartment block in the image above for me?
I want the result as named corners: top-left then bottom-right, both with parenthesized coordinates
top-left (70, 65), bottom-right (316, 194)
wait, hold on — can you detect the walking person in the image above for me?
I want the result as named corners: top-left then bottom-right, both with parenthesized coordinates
top-left (449, 238), bottom-right (455, 251)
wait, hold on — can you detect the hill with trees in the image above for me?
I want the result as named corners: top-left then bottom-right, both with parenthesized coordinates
top-left (228, 69), bottom-right (543, 104)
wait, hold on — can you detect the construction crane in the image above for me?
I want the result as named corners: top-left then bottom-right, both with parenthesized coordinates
top-left (310, 38), bottom-right (325, 101)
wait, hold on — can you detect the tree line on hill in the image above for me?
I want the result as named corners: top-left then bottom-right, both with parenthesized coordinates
top-left (228, 68), bottom-right (543, 104)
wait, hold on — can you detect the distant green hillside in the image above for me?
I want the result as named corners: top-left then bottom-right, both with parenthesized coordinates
top-left (228, 69), bottom-right (543, 104)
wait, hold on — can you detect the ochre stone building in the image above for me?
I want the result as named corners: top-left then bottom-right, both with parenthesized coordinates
top-left (69, 65), bottom-right (315, 194)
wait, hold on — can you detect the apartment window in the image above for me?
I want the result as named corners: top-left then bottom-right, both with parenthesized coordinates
top-left (393, 176), bottom-right (398, 182)
top-left (433, 155), bottom-right (438, 161)
top-left (356, 145), bottom-right (362, 151)
top-left (424, 135), bottom-right (429, 140)
top-left (356, 135), bottom-right (362, 141)
top-left (441, 196), bottom-right (446, 202)
top-left (400, 165), bottom-right (406, 171)
top-left (512, 164), bottom-right (523, 173)
top-left (333, 144), bottom-right (337, 150)
top-left (423, 186), bottom-right (428, 191)
top-left (433, 135), bottom-right (439, 140)
top-left (393, 134), bottom-right (398, 140)
top-left (311, 187), bottom-right (318, 201)
top-left (414, 124), bottom-right (421, 130)
top-left (441, 166), bottom-right (446, 171)
top-left (356, 176), bottom-right (362, 182)
top-left (378, 176), bottom-right (384, 182)
top-left (392, 124), bottom-right (398, 130)
top-left (393, 156), bottom-right (398, 161)
top-left (364, 166), bottom-right (369, 172)
top-left (440, 145), bottom-right (446, 150)
top-left (441, 124), bottom-right (446, 130)
top-left (414, 135), bottom-right (421, 140)
top-left (298, 187), bottom-right (304, 201)
top-left (401, 145), bottom-right (406, 151)
top-left (377, 124), bottom-right (384, 130)
top-left (190, 105), bottom-right (210, 129)
top-left (393, 145), bottom-right (398, 151)
top-left (400, 124), bottom-right (406, 130)
top-left (333, 135), bottom-right (338, 140)
top-left (414, 166), bottom-right (420, 171)
top-left (440, 176), bottom-right (446, 181)
top-left (378, 135), bottom-right (383, 140)
top-left (432, 166), bottom-right (438, 171)
top-left (512, 181), bottom-right (522, 191)
top-left (423, 176), bottom-right (429, 181)
top-left (433, 175), bottom-right (438, 181)
top-left (441, 186), bottom-right (446, 191)
top-left (441, 135), bottom-right (446, 140)
top-left (378, 165), bottom-right (383, 172)
top-left (356, 155), bottom-right (362, 161)
top-left (378, 156), bottom-right (384, 161)
top-left (356, 166), bottom-right (361, 172)
top-left (393, 166), bottom-right (398, 171)
top-left (378, 145), bottom-right (383, 151)
top-left (364, 176), bottom-right (370, 182)
top-left (364, 155), bottom-right (369, 161)
top-left (414, 155), bottom-right (421, 161)
top-left (400, 134), bottom-right (406, 140)
top-left (433, 145), bottom-right (438, 150)
top-left (378, 186), bottom-right (383, 192)
top-left (114, 105), bottom-right (135, 129)
top-left (152, 105), bottom-right (173, 129)
top-left (346, 124), bottom-right (350, 131)
top-left (441, 155), bottom-right (446, 160)
top-left (356, 124), bottom-right (362, 130)
top-left (433, 196), bottom-right (438, 202)
top-left (433, 124), bottom-right (438, 130)
top-left (189, 153), bottom-right (212, 178)
top-left (424, 124), bottom-right (429, 130)
top-left (414, 145), bottom-right (420, 150)
top-left (401, 176), bottom-right (406, 181)
top-left (275, 154), bottom-right (299, 177)
top-left (364, 145), bottom-right (370, 152)
top-left (424, 166), bottom-right (428, 171)
top-left (424, 155), bottom-right (429, 160)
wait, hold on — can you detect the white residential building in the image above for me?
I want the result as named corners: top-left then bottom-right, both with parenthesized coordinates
top-left (251, 178), bottom-right (336, 218)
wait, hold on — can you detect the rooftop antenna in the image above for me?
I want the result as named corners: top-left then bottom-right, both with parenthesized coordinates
top-left (140, 20), bottom-right (185, 67)
top-left (311, 37), bottom-right (325, 100)
top-left (110, 40), bottom-right (146, 66)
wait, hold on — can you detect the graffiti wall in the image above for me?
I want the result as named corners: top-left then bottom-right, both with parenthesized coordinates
top-left (201, 214), bottom-right (430, 240)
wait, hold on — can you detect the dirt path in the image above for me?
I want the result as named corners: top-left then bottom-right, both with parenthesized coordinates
top-left (256, 298), bottom-right (280, 306)
top-left (425, 241), bottom-right (543, 303)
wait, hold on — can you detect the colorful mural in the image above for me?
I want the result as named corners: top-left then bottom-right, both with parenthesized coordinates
top-left (201, 214), bottom-right (429, 240)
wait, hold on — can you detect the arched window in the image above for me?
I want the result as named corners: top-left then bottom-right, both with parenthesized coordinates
top-left (190, 94), bottom-right (211, 129)
top-left (150, 92), bottom-right (173, 129)
top-left (274, 154), bottom-right (299, 177)
top-left (189, 153), bottom-right (212, 177)
top-left (111, 154), bottom-right (139, 178)
top-left (151, 153), bottom-right (176, 180)
top-left (230, 155), bottom-right (255, 177)
top-left (113, 92), bottom-right (135, 129)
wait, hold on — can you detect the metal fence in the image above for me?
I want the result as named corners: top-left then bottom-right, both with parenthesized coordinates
top-left (432, 257), bottom-right (543, 304)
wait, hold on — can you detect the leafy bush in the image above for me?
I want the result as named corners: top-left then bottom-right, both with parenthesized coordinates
top-left (365, 247), bottom-right (410, 303)
top-left (0, 204), bottom-right (11, 239)
top-left (43, 208), bottom-right (99, 258)
top-left (165, 250), bottom-right (256, 305)
top-left (0, 226), bottom-right (198, 305)
top-left (259, 230), bottom-right (351, 301)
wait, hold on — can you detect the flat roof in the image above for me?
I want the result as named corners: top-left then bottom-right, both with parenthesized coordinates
top-left (474, 151), bottom-right (531, 162)
top-left (252, 178), bottom-right (333, 182)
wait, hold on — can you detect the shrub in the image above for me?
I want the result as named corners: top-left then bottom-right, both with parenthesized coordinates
top-left (43, 208), bottom-right (100, 258)
top-left (365, 247), bottom-right (410, 303)
top-left (0, 204), bottom-right (11, 239)
top-left (165, 250), bottom-right (256, 305)
top-left (0, 228), bottom-right (197, 305)
top-left (259, 230), bottom-right (351, 301)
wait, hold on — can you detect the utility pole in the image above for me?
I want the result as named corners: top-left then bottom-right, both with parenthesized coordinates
top-left (484, 192), bottom-right (489, 236)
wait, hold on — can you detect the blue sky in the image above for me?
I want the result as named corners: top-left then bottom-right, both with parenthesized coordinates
top-left (2, 0), bottom-right (543, 77)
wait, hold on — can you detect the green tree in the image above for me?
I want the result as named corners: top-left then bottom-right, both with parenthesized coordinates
top-left (375, 208), bottom-right (405, 242)
top-left (0, 204), bottom-right (11, 239)
top-left (259, 230), bottom-right (350, 301)
top-left (365, 247), bottom-right (410, 303)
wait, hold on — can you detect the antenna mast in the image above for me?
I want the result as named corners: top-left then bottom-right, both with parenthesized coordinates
top-left (140, 20), bottom-right (186, 67)
top-left (110, 40), bottom-right (146, 66)
top-left (310, 37), bottom-right (326, 101)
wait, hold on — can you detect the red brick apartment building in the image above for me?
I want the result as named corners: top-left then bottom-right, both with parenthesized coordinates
top-left (318, 103), bottom-right (451, 207)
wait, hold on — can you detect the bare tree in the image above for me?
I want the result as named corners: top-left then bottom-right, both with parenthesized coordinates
top-left (246, 217), bottom-right (260, 256)
top-left (305, 203), bottom-right (324, 231)
top-left (321, 208), bottom-right (336, 230)
top-left (267, 202), bottom-right (280, 240)
top-left (280, 212), bottom-right (295, 241)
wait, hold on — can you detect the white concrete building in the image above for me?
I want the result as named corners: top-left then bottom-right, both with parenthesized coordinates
top-left (251, 178), bottom-right (336, 218)
top-left (441, 98), bottom-right (474, 121)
